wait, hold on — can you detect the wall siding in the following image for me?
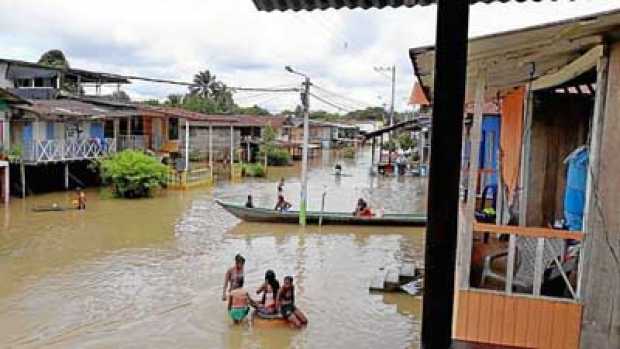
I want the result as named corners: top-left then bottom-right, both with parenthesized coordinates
top-left (454, 290), bottom-right (582, 349)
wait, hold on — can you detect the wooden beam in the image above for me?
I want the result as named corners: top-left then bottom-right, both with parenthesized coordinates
top-left (579, 52), bottom-right (609, 301)
top-left (209, 125), bottom-right (213, 180)
top-left (422, 1), bottom-right (469, 348)
top-left (473, 222), bottom-right (584, 241)
top-left (459, 67), bottom-right (487, 289)
top-left (185, 119), bottom-right (190, 171)
top-left (532, 45), bottom-right (603, 91)
top-left (518, 84), bottom-right (534, 227)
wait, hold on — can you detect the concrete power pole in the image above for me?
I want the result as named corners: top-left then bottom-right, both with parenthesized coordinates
top-left (390, 65), bottom-right (396, 126)
top-left (285, 65), bottom-right (311, 226)
top-left (299, 77), bottom-right (311, 226)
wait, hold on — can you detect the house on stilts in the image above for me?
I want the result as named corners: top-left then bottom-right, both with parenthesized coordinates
top-left (410, 8), bottom-right (620, 349)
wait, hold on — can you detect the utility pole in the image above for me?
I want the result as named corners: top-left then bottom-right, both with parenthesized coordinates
top-left (390, 65), bottom-right (396, 126)
top-left (286, 66), bottom-right (311, 226)
top-left (374, 65), bottom-right (397, 126)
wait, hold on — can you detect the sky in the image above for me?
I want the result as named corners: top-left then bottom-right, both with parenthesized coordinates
top-left (1, 0), bottom-right (619, 113)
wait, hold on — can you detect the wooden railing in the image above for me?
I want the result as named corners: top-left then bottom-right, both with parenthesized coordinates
top-left (117, 135), bottom-right (148, 151)
top-left (474, 223), bottom-right (583, 301)
top-left (22, 138), bottom-right (117, 163)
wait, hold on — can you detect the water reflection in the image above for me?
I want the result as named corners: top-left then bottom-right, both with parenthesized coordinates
top-left (0, 148), bottom-right (425, 348)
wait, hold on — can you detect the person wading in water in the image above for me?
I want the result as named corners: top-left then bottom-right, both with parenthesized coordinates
top-left (222, 254), bottom-right (245, 301)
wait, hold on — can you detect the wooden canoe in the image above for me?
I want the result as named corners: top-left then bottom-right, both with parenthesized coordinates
top-left (215, 200), bottom-right (426, 226)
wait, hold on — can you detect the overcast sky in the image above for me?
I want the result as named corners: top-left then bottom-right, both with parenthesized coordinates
top-left (1, 1), bottom-right (618, 113)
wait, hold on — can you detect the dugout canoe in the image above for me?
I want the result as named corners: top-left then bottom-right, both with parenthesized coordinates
top-left (215, 200), bottom-right (426, 226)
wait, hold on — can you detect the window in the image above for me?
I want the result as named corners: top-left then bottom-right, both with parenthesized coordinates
top-left (168, 118), bottom-right (179, 140)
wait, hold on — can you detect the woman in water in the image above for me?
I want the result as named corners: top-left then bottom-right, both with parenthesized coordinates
top-left (256, 269), bottom-right (280, 315)
top-left (222, 254), bottom-right (245, 301)
top-left (277, 276), bottom-right (308, 328)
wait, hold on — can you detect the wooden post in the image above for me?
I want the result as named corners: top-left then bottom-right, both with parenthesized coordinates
top-left (230, 126), bottom-right (234, 179)
top-left (422, 1), bottom-right (470, 348)
top-left (185, 119), bottom-right (190, 171)
top-left (246, 138), bottom-right (251, 162)
top-left (2, 165), bottom-right (8, 204)
top-left (519, 84), bottom-right (534, 226)
top-left (371, 137), bottom-right (376, 165)
top-left (458, 67), bottom-right (487, 289)
top-left (127, 117), bottom-right (132, 148)
top-left (64, 162), bottom-right (69, 190)
top-left (209, 125), bottom-right (213, 180)
top-left (580, 53), bottom-right (609, 301)
top-left (20, 162), bottom-right (25, 199)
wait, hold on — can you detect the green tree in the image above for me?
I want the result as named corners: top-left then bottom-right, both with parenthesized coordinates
top-left (397, 133), bottom-right (415, 152)
top-left (237, 104), bottom-right (271, 116)
top-left (38, 49), bottom-right (70, 69)
top-left (189, 70), bottom-right (217, 98)
top-left (166, 94), bottom-right (183, 106)
top-left (112, 90), bottom-right (131, 102)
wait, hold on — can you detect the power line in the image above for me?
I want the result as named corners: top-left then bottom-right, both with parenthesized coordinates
top-left (311, 84), bottom-right (374, 109)
top-left (308, 93), bottom-right (353, 113)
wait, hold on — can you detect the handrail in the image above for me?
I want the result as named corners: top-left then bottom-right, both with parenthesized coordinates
top-left (474, 222), bottom-right (584, 241)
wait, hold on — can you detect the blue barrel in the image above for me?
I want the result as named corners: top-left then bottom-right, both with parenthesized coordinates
top-left (564, 147), bottom-right (588, 231)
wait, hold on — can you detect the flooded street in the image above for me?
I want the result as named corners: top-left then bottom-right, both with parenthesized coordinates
top-left (0, 148), bottom-right (427, 349)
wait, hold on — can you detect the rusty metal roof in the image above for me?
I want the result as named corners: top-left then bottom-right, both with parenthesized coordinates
top-left (13, 99), bottom-right (137, 120)
top-left (252, 0), bottom-right (555, 12)
top-left (0, 58), bottom-right (130, 84)
top-left (140, 105), bottom-right (287, 127)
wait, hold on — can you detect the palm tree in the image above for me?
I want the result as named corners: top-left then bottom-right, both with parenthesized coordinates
top-left (189, 70), bottom-right (216, 98)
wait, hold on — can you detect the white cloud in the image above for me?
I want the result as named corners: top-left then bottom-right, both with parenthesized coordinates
top-left (0, 0), bottom-right (618, 113)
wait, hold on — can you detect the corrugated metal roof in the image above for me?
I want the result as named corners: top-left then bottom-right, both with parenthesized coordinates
top-left (13, 99), bottom-right (137, 120)
top-left (252, 0), bottom-right (555, 12)
top-left (0, 87), bottom-right (31, 105)
top-left (410, 8), bottom-right (620, 103)
top-left (140, 105), bottom-right (288, 127)
top-left (0, 58), bottom-right (130, 84)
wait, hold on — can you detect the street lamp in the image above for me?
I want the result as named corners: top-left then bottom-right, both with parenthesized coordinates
top-left (285, 66), bottom-right (311, 226)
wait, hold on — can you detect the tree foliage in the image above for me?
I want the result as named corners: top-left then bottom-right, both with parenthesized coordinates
top-left (397, 133), bottom-right (415, 151)
top-left (98, 150), bottom-right (168, 198)
top-left (38, 49), bottom-right (70, 69)
top-left (259, 124), bottom-right (290, 165)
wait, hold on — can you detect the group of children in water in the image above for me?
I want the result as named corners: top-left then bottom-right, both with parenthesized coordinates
top-left (222, 254), bottom-right (308, 328)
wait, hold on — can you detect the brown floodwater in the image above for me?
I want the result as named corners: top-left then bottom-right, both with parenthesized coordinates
top-left (0, 148), bottom-right (427, 348)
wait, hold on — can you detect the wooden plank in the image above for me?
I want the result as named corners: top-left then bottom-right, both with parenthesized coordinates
top-left (532, 238), bottom-right (545, 296)
top-left (489, 294), bottom-right (505, 344)
top-left (532, 45), bottom-right (603, 91)
top-left (455, 291), bottom-right (470, 340)
top-left (501, 295), bottom-right (517, 345)
top-left (473, 223), bottom-right (584, 241)
top-left (550, 302), bottom-right (567, 349)
top-left (517, 298), bottom-right (534, 348)
top-left (466, 291), bottom-right (482, 342)
top-left (537, 300), bottom-right (555, 349)
top-left (563, 303), bottom-right (582, 349)
top-left (478, 292), bottom-right (493, 342)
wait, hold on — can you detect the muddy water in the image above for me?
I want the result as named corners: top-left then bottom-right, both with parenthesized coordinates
top-left (0, 148), bottom-right (427, 349)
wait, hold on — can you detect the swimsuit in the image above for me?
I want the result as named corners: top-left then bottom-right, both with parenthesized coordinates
top-left (229, 306), bottom-right (249, 321)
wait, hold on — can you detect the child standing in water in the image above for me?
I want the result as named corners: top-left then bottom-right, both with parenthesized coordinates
top-left (227, 279), bottom-right (255, 324)
top-left (277, 276), bottom-right (308, 328)
top-left (74, 187), bottom-right (86, 210)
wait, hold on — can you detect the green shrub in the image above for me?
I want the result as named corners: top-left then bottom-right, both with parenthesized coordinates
top-left (98, 150), bottom-right (168, 198)
top-left (267, 148), bottom-right (290, 166)
top-left (242, 163), bottom-right (266, 177)
top-left (342, 147), bottom-right (356, 158)
top-left (397, 133), bottom-right (415, 152)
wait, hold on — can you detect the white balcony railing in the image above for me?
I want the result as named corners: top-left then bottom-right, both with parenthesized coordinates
top-left (22, 138), bottom-right (117, 163)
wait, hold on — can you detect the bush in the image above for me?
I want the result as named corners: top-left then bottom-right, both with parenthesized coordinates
top-left (242, 163), bottom-right (266, 177)
top-left (98, 150), bottom-right (168, 198)
top-left (342, 147), bottom-right (356, 158)
top-left (267, 148), bottom-right (290, 166)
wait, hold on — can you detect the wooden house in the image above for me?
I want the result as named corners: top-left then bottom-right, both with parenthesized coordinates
top-left (411, 8), bottom-right (620, 349)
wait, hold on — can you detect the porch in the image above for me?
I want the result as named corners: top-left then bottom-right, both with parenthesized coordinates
top-left (21, 138), bottom-right (117, 163)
